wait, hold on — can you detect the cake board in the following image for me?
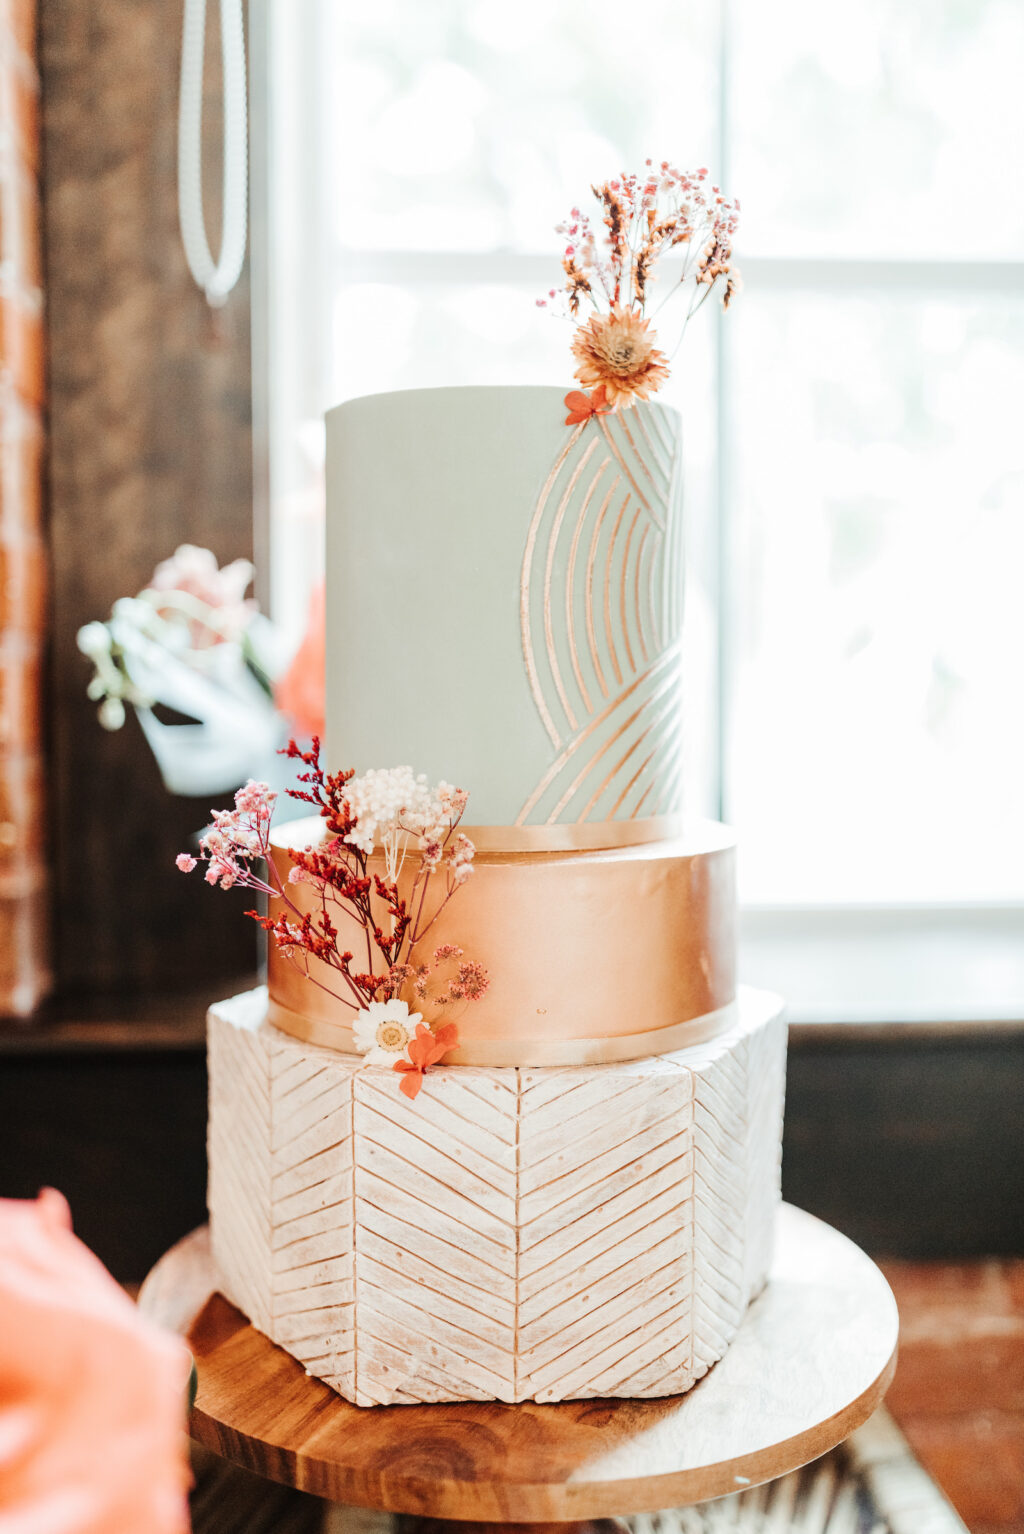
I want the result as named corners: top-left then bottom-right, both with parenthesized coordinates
top-left (138, 1203), bottom-right (898, 1531)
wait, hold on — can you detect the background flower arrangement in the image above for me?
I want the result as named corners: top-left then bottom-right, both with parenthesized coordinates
top-left (178, 741), bottom-right (488, 1098)
top-left (539, 161), bottom-right (741, 418)
top-left (77, 545), bottom-right (287, 797)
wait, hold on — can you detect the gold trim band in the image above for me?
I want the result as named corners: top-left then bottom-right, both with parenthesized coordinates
top-left (266, 995), bottom-right (736, 1069)
top-left (458, 814), bottom-right (685, 853)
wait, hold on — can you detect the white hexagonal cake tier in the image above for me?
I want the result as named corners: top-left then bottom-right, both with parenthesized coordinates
top-left (207, 987), bottom-right (786, 1407)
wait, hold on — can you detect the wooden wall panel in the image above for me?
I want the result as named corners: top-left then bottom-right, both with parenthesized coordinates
top-left (39, 0), bottom-right (256, 996)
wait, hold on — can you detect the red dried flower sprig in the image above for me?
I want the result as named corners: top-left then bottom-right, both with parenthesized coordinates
top-left (176, 741), bottom-right (489, 1088)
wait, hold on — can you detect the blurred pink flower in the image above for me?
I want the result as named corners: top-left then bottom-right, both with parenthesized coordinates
top-left (0, 1188), bottom-right (191, 1533)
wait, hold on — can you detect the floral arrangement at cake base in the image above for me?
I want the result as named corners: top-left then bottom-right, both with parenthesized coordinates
top-left (178, 740), bottom-right (488, 1098)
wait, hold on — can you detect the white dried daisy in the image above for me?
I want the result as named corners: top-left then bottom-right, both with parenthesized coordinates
top-left (351, 999), bottom-right (422, 1065)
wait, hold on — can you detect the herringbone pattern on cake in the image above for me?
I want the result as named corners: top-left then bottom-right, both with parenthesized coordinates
top-left (686, 1040), bottom-right (750, 1385)
top-left (268, 1038), bottom-right (355, 1400)
top-left (207, 989), bottom-right (786, 1407)
top-left (207, 1000), bottom-right (274, 1335)
top-left (742, 1012), bottom-right (788, 1300)
top-left (516, 1056), bottom-right (694, 1402)
top-left (351, 1067), bottom-right (519, 1405)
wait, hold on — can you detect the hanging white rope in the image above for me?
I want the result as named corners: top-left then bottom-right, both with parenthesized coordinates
top-left (178, 0), bottom-right (248, 307)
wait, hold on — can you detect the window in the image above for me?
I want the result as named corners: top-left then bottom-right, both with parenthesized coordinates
top-left (252, 0), bottom-right (1024, 1020)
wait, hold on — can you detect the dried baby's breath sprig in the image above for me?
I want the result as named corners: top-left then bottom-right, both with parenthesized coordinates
top-left (540, 161), bottom-right (741, 409)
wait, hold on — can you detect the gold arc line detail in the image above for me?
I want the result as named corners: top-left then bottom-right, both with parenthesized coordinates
top-left (619, 410), bottom-right (663, 492)
top-left (514, 642), bottom-right (682, 824)
top-left (542, 434), bottom-right (600, 735)
top-left (583, 475), bottom-right (620, 700)
top-left (632, 778), bottom-right (656, 818)
top-left (546, 659), bottom-right (684, 823)
top-left (634, 522), bottom-right (652, 665)
top-left (602, 490), bottom-right (630, 689)
top-left (635, 406), bottom-right (672, 480)
top-left (648, 518), bottom-right (664, 651)
top-left (599, 416), bottom-right (663, 530)
top-left (610, 748), bottom-right (658, 820)
top-left (621, 714), bottom-right (684, 820)
top-left (651, 749), bottom-right (686, 818)
top-left (619, 503), bottom-right (642, 675)
top-left (647, 405), bottom-right (676, 459)
top-left (577, 686), bottom-right (681, 822)
top-left (564, 453), bottom-right (610, 717)
top-left (520, 424), bottom-right (585, 749)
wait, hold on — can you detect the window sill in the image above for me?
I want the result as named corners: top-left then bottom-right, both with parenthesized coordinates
top-left (740, 903), bottom-right (1024, 1033)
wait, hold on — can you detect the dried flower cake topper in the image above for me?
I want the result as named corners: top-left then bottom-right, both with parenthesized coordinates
top-left (538, 160), bottom-right (740, 419)
top-left (177, 741), bottom-right (489, 1098)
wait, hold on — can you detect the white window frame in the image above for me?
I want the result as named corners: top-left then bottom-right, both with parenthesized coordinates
top-left (247, 0), bottom-right (1024, 1025)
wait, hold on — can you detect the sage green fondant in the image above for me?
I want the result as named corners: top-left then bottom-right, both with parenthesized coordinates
top-left (325, 385), bottom-right (684, 829)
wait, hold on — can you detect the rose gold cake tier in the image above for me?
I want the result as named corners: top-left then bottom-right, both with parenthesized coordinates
top-left (266, 817), bottom-right (736, 1067)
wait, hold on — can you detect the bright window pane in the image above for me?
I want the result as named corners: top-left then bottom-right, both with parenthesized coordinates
top-left (731, 0), bottom-right (1024, 257)
top-left (728, 289), bottom-right (1024, 902)
top-left (323, 0), bottom-right (719, 252)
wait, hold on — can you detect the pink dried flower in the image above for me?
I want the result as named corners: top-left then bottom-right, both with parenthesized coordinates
top-left (175, 853), bottom-right (197, 873)
top-left (542, 161), bottom-right (741, 384)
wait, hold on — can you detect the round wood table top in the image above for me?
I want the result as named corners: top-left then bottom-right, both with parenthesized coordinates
top-left (139, 1204), bottom-right (897, 1525)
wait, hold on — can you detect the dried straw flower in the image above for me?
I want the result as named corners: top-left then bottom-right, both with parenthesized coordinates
top-left (571, 307), bottom-right (670, 408)
top-left (540, 161), bottom-right (741, 408)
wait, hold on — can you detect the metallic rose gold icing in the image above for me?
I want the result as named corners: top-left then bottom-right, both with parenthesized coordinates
top-left (265, 817), bottom-right (735, 1068)
top-left (458, 815), bottom-right (685, 851)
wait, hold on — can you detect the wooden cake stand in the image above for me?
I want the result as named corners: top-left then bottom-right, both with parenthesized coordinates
top-left (139, 1204), bottom-right (898, 1533)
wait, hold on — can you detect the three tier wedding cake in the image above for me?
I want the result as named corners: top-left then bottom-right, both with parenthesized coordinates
top-left (190, 164), bottom-right (786, 1407)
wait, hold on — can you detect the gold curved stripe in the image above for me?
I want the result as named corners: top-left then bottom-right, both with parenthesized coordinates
top-left (599, 415), bottom-right (664, 531)
top-left (633, 778), bottom-right (656, 817)
top-left (547, 657), bottom-right (685, 822)
top-left (634, 521), bottom-right (652, 665)
top-left (619, 410), bottom-right (666, 493)
top-left (520, 424), bottom-right (585, 749)
top-left (609, 747), bottom-right (658, 819)
top-left (542, 433), bottom-right (600, 736)
top-left (576, 683), bottom-right (680, 822)
top-left (602, 490), bottom-right (630, 689)
top-left (649, 739), bottom-right (686, 817)
top-left (564, 452), bottom-right (610, 717)
top-left (635, 406), bottom-right (672, 481)
top-left (583, 475), bottom-right (619, 700)
top-left (619, 502), bottom-right (642, 675)
top-left (609, 710), bottom-right (683, 822)
top-left (648, 516), bottom-right (664, 650)
top-left (617, 715), bottom-right (683, 820)
top-left (648, 405), bottom-right (676, 460)
top-left (515, 642), bottom-right (682, 824)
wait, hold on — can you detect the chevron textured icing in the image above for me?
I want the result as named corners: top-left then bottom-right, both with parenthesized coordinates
top-left (207, 986), bottom-right (786, 1407)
